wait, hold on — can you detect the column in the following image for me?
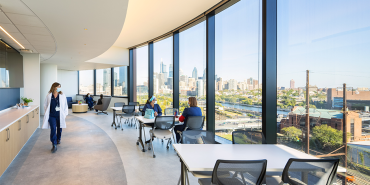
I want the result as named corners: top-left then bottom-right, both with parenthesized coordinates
top-left (40, 63), bottom-right (57, 115)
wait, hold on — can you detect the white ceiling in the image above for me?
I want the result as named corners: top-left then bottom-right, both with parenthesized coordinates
top-left (0, 0), bottom-right (221, 70)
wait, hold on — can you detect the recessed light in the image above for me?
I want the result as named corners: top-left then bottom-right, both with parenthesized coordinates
top-left (84, 44), bottom-right (86, 45)
top-left (84, 28), bottom-right (87, 30)
top-left (0, 25), bottom-right (25, 49)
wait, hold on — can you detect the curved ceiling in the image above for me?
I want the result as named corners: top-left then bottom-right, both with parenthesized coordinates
top-left (0, 0), bottom-right (128, 70)
top-left (84, 0), bottom-right (222, 68)
top-left (0, 0), bottom-right (221, 70)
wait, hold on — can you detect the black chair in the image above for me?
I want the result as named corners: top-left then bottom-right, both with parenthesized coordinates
top-left (129, 102), bottom-right (139, 106)
top-left (118, 105), bottom-right (135, 130)
top-left (182, 130), bottom-right (215, 144)
top-left (139, 104), bottom-right (145, 116)
top-left (232, 131), bottom-right (266, 144)
top-left (177, 116), bottom-right (205, 143)
top-left (149, 116), bottom-right (175, 158)
top-left (198, 159), bottom-right (267, 185)
top-left (266, 158), bottom-right (340, 185)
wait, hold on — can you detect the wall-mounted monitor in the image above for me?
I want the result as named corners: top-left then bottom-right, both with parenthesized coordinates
top-left (0, 40), bottom-right (23, 88)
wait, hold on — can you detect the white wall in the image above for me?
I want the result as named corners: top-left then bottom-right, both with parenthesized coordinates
top-left (57, 70), bottom-right (78, 100)
top-left (76, 95), bottom-right (128, 111)
top-left (21, 53), bottom-right (40, 106)
top-left (40, 64), bottom-right (57, 115)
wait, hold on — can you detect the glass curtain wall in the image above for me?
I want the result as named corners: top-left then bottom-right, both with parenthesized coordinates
top-left (153, 37), bottom-right (173, 109)
top-left (215, 0), bottom-right (262, 141)
top-left (136, 45), bottom-right (149, 104)
top-left (113, 67), bottom-right (128, 96)
top-left (179, 20), bottom-right (206, 117)
top-left (277, 0), bottom-right (370, 181)
top-left (96, 68), bottom-right (111, 96)
top-left (79, 70), bottom-right (94, 94)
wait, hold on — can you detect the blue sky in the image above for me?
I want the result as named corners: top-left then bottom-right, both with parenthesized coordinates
top-left (82, 0), bottom-right (370, 89)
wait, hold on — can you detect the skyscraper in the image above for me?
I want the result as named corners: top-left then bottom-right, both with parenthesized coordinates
top-left (192, 67), bottom-right (198, 80)
top-left (228, 79), bottom-right (238, 90)
top-left (196, 80), bottom-right (203, 97)
top-left (290, 79), bottom-right (295, 89)
top-left (169, 64), bottom-right (173, 78)
top-left (103, 69), bottom-right (111, 91)
top-left (119, 67), bottom-right (127, 95)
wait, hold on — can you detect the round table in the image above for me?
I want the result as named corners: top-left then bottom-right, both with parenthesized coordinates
top-left (72, 104), bottom-right (88, 113)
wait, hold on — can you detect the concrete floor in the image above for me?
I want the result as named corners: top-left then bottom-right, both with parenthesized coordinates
top-left (0, 114), bottom-right (127, 185)
top-left (72, 110), bottom-right (199, 185)
top-left (0, 110), bottom-right (199, 185)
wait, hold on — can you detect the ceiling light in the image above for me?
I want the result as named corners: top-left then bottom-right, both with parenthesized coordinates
top-left (84, 28), bottom-right (87, 30)
top-left (0, 25), bottom-right (25, 49)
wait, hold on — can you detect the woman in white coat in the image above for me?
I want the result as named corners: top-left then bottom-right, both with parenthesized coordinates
top-left (43, 82), bottom-right (68, 153)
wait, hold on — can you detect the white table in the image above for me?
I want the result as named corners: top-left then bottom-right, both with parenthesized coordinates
top-left (173, 144), bottom-right (346, 185)
top-left (135, 116), bottom-right (182, 152)
top-left (110, 106), bottom-right (139, 129)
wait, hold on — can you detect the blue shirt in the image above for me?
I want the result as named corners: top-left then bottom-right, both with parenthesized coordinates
top-left (182, 107), bottom-right (202, 127)
top-left (142, 103), bottom-right (162, 116)
top-left (85, 96), bottom-right (93, 103)
top-left (50, 94), bottom-right (60, 117)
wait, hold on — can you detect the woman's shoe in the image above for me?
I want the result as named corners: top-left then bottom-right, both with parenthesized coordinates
top-left (51, 144), bottom-right (57, 153)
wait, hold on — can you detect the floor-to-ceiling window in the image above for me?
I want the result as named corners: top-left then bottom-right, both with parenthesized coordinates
top-left (136, 45), bottom-right (149, 104)
top-left (277, 0), bottom-right (370, 180)
top-left (179, 20), bottom-right (206, 118)
top-left (153, 37), bottom-right (173, 110)
top-left (96, 68), bottom-right (111, 96)
top-left (214, 0), bottom-right (262, 141)
top-left (113, 66), bottom-right (128, 96)
top-left (79, 70), bottom-right (94, 94)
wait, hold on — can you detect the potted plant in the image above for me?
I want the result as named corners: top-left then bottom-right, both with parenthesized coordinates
top-left (21, 97), bottom-right (34, 106)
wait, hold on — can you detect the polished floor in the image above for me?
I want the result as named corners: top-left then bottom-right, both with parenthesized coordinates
top-left (0, 114), bottom-right (127, 185)
top-left (0, 110), bottom-right (198, 185)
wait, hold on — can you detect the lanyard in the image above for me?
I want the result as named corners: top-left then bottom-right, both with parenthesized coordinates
top-left (53, 95), bottom-right (59, 107)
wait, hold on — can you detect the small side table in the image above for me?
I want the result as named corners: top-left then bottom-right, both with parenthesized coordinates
top-left (72, 104), bottom-right (88, 113)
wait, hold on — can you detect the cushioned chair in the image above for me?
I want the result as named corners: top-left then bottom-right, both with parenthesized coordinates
top-left (94, 97), bottom-right (111, 115)
top-left (66, 97), bottom-right (77, 108)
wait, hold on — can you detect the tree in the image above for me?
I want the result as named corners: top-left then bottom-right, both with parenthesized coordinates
top-left (241, 99), bottom-right (252, 105)
top-left (281, 126), bottom-right (302, 141)
top-left (359, 152), bottom-right (365, 165)
top-left (312, 125), bottom-right (342, 150)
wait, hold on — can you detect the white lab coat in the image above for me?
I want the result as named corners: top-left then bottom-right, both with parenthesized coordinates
top-left (42, 93), bottom-right (68, 129)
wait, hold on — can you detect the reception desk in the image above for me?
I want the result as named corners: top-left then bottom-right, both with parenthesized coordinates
top-left (0, 105), bottom-right (39, 177)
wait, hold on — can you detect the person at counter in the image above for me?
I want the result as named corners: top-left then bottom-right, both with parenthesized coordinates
top-left (85, 93), bottom-right (94, 110)
top-left (42, 82), bottom-right (68, 153)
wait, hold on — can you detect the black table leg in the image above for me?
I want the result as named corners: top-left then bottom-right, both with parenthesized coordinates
top-left (181, 159), bottom-right (187, 185)
top-left (112, 110), bottom-right (116, 128)
top-left (137, 121), bottom-right (146, 152)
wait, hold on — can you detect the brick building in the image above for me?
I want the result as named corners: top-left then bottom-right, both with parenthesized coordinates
top-left (280, 106), bottom-right (362, 141)
top-left (326, 88), bottom-right (370, 110)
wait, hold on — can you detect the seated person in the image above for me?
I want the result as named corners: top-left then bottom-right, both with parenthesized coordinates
top-left (142, 96), bottom-right (162, 143)
top-left (175, 97), bottom-right (202, 143)
top-left (95, 94), bottom-right (103, 112)
top-left (85, 93), bottom-right (94, 110)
